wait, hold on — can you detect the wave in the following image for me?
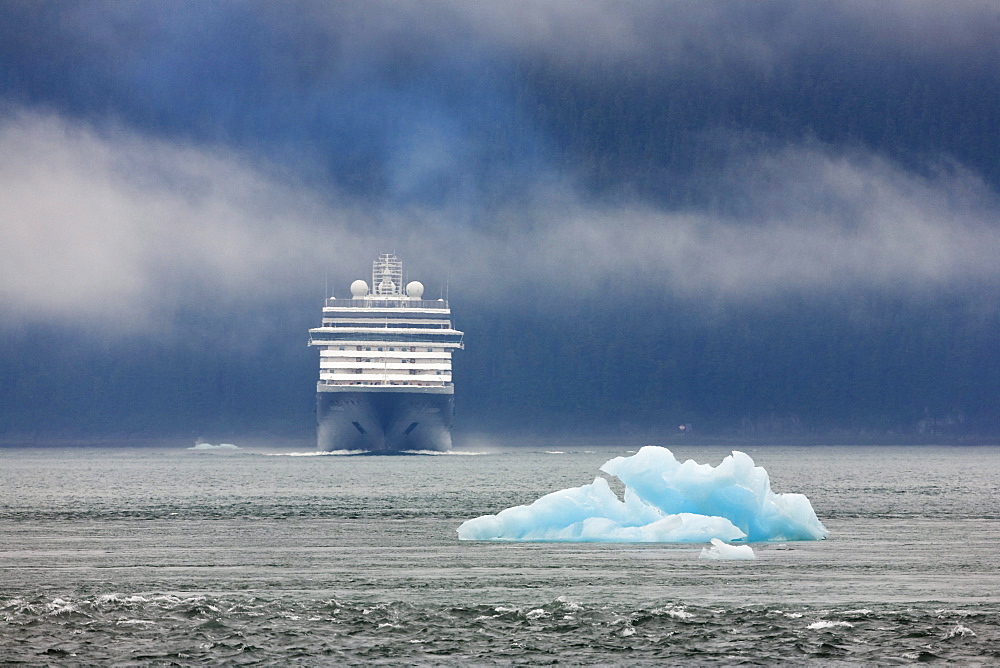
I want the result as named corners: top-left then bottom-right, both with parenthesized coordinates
top-left (261, 450), bottom-right (368, 457)
top-left (399, 449), bottom-right (487, 456)
top-left (1, 594), bottom-right (993, 664)
top-left (260, 449), bottom-right (487, 456)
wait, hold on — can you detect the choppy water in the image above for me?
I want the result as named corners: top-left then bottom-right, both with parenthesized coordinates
top-left (2, 444), bottom-right (999, 664)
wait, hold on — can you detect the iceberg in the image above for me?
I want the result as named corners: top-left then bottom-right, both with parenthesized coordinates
top-left (457, 446), bottom-right (828, 543)
top-left (188, 442), bottom-right (240, 451)
top-left (699, 538), bottom-right (756, 560)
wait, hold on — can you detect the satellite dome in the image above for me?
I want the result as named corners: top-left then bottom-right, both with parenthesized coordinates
top-left (350, 279), bottom-right (369, 298)
top-left (406, 281), bottom-right (425, 299)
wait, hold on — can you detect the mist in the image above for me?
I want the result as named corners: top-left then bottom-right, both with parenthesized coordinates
top-left (3, 111), bottom-right (997, 329)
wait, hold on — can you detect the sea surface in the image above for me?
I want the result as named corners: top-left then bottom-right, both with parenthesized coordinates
top-left (2, 443), bottom-right (999, 665)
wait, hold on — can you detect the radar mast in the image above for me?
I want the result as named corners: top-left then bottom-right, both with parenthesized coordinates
top-left (372, 253), bottom-right (403, 296)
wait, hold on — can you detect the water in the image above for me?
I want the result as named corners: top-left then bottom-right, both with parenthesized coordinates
top-left (2, 444), bottom-right (999, 664)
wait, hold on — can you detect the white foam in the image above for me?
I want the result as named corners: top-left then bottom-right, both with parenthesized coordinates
top-left (94, 593), bottom-right (148, 606)
top-left (115, 619), bottom-right (156, 627)
top-left (946, 624), bottom-right (976, 638)
top-left (935, 608), bottom-right (976, 617)
top-left (264, 450), bottom-right (368, 456)
top-left (46, 598), bottom-right (77, 614)
top-left (555, 596), bottom-right (584, 612)
top-left (458, 446), bottom-right (828, 543)
top-left (808, 620), bottom-right (854, 630)
top-left (652, 605), bottom-right (695, 619)
top-left (400, 450), bottom-right (487, 456)
top-left (263, 449), bottom-right (485, 456)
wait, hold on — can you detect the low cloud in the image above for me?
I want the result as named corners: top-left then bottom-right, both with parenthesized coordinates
top-left (278, 1), bottom-right (1000, 72)
top-left (0, 111), bottom-right (366, 330)
top-left (478, 146), bottom-right (1000, 302)
top-left (2, 110), bottom-right (998, 334)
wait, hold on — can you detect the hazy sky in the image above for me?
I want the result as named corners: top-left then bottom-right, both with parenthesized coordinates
top-left (2, 1), bottom-right (998, 437)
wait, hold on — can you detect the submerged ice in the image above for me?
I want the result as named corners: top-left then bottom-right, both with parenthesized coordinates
top-left (458, 446), bottom-right (828, 543)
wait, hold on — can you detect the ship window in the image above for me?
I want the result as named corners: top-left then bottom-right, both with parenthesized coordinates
top-left (378, 347), bottom-right (383, 351)
top-left (366, 347), bottom-right (371, 351)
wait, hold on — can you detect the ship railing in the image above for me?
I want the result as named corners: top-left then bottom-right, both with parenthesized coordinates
top-left (325, 298), bottom-right (449, 309)
top-left (318, 379), bottom-right (453, 387)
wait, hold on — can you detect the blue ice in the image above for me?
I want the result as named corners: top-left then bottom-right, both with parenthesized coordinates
top-left (457, 446), bottom-right (828, 543)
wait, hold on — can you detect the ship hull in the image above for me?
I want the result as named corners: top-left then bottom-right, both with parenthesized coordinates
top-left (316, 390), bottom-right (454, 452)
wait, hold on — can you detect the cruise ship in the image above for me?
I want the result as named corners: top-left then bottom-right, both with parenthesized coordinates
top-left (307, 254), bottom-right (464, 452)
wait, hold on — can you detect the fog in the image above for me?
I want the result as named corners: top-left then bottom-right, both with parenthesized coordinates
top-left (3, 111), bottom-right (997, 333)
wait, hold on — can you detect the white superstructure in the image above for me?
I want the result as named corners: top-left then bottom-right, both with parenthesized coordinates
top-left (308, 253), bottom-right (464, 392)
